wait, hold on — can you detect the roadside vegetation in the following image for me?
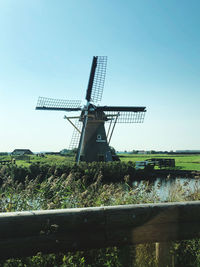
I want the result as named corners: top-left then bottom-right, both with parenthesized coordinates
top-left (0, 153), bottom-right (200, 170)
top-left (0, 159), bottom-right (200, 266)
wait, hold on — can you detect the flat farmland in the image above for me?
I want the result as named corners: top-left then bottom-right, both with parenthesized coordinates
top-left (119, 154), bottom-right (200, 171)
top-left (0, 153), bottom-right (199, 171)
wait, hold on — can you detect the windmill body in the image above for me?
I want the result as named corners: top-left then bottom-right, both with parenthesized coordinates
top-left (36, 56), bottom-right (147, 163)
top-left (78, 107), bottom-right (112, 162)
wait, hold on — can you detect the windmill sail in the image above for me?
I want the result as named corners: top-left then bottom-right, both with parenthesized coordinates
top-left (85, 56), bottom-right (107, 103)
top-left (68, 119), bottom-right (82, 150)
top-left (36, 97), bottom-right (81, 111)
top-left (96, 106), bottom-right (146, 123)
top-left (104, 111), bottom-right (146, 123)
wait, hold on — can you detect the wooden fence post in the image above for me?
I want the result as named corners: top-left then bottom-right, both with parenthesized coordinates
top-left (156, 242), bottom-right (173, 267)
top-left (119, 245), bottom-right (136, 267)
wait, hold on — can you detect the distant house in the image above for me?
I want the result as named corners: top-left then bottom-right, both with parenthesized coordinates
top-left (11, 149), bottom-right (33, 156)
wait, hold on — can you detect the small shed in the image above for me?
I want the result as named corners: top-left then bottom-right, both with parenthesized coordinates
top-left (11, 149), bottom-right (33, 156)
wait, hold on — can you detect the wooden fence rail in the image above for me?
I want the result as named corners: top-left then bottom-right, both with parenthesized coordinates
top-left (1, 201), bottom-right (200, 260)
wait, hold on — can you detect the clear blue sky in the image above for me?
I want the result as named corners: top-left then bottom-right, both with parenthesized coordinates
top-left (1, 0), bottom-right (200, 152)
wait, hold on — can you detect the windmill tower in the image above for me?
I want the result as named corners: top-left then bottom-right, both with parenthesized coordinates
top-left (36, 56), bottom-right (146, 163)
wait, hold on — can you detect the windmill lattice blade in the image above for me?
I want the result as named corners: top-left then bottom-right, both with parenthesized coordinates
top-left (90, 56), bottom-right (107, 103)
top-left (68, 119), bottom-right (82, 150)
top-left (36, 97), bottom-right (81, 111)
top-left (105, 111), bottom-right (146, 123)
top-left (96, 106), bottom-right (146, 112)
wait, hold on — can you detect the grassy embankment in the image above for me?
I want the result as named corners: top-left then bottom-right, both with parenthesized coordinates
top-left (1, 153), bottom-right (199, 171)
top-left (0, 160), bottom-right (200, 266)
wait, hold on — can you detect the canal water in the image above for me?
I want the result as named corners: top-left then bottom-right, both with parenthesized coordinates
top-left (133, 177), bottom-right (200, 202)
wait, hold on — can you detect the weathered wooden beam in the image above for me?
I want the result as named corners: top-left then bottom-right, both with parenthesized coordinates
top-left (1, 201), bottom-right (200, 259)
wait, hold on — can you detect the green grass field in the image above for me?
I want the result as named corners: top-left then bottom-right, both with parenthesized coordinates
top-left (0, 153), bottom-right (199, 171)
top-left (119, 153), bottom-right (200, 171)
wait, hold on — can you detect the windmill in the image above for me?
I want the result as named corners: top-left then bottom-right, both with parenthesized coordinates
top-left (36, 56), bottom-right (146, 163)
